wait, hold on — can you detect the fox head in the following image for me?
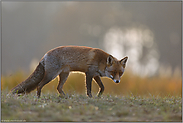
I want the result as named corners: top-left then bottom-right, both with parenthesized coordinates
top-left (105, 55), bottom-right (128, 83)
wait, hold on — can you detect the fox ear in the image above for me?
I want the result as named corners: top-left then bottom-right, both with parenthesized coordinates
top-left (107, 55), bottom-right (114, 66)
top-left (120, 56), bottom-right (128, 68)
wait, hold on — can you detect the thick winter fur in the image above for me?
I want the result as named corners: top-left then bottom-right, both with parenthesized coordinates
top-left (11, 62), bottom-right (45, 94)
top-left (11, 46), bottom-right (128, 98)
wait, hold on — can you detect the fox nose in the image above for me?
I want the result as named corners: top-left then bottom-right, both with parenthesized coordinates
top-left (115, 80), bottom-right (120, 83)
top-left (114, 79), bottom-right (120, 83)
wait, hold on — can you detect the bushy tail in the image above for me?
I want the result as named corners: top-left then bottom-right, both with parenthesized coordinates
top-left (11, 62), bottom-right (45, 94)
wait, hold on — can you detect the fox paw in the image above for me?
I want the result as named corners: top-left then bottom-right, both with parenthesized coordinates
top-left (87, 93), bottom-right (92, 98)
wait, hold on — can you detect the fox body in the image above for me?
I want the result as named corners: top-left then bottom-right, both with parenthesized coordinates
top-left (11, 46), bottom-right (128, 98)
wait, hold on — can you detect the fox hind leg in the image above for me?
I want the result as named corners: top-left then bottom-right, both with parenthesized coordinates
top-left (37, 75), bottom-right (53, 98)
top-left (37, 70), bottom-right (60, 98)
top-left (57, 72), bottom-right (69, 97)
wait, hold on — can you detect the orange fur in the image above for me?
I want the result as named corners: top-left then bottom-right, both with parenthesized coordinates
top-left (11, 46), bottom-right (128, 98)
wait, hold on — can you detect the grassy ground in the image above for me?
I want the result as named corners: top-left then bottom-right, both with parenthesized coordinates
top-left (2, 71), bottom-right (182, 121)
top-left (1, 91), bottom-right (182, 122)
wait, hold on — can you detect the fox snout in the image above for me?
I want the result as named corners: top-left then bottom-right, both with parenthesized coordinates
top-left (113, 79), bottom-right (120, 83)
top-left (110, 75), bottom-right (121, 83)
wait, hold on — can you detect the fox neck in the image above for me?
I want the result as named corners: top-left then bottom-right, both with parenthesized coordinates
top-left (97, 69), bottom-right (106, 77)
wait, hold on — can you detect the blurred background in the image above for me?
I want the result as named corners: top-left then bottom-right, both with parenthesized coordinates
top-left (2, 2), bottom-right (182, 97)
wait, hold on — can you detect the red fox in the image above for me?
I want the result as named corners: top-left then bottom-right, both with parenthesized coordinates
top-left (11, 46), bottom-right (128, 98)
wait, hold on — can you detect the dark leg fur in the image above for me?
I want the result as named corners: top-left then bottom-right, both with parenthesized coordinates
top-left (94, 76), bottom-right (104, 97)
top-left (85, 73), bottom-right (93, 98)
top-left (37, 76), bottom-right (52, 98)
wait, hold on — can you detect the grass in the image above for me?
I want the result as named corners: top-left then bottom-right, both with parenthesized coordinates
top-left (1, 70), bottom-right (182, 121)
top-left (1, 70), bottom-right (182, 97)
top-left (1, 91), bottom-right (182, 122)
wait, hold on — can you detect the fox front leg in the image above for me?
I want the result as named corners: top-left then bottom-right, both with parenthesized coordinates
top-left (85, 72), bottom-right (93, 98)
top-left (94, 76), bottom-right (104, 97)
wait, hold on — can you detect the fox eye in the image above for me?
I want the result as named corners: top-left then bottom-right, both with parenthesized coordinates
top-left (119, 72), bottom-right (123, 76)
top-left (109, 71), bottom-right (115, 76)
top-left (112, 71), bottom-right (116, 75)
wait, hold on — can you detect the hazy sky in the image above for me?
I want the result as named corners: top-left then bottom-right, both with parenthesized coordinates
top-left (2, 2), bottom-right (181, 77)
